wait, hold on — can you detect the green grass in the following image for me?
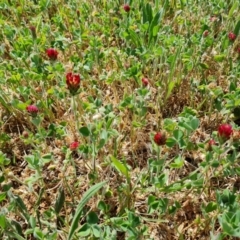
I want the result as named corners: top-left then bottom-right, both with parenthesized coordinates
top-left (0, 0), bottom-right (240, 239)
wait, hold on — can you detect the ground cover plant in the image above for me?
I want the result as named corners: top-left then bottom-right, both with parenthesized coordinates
top-left (0, 0), bottom-right (240, 239)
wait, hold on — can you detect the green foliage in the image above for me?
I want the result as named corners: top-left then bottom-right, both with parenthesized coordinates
top-left (1, 0), bottom-right (240, 239)
top-left (67, 181), bottom-right (106, 240)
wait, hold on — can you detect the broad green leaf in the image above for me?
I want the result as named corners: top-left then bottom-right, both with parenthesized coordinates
top-left (41, 153), bottom-right (52, 160)
top-left (173, 129), bottom-right (184, 141)
top-left (147, 195), bottom-right (156, 205)
top-left (97, 138), bottom-right (106, 149)
top-left (40, 0), bottom-right (50, 11)
top-left (143, 3), bottom-right (153, 24)
top-left (31, 116), bottom-right (41, 126)
top-left (128, 29), bottom-right (142, 47)
top-left (166, 80), bottom-right (176, 100)
top-left (191, 179), bottom-right (203, 187)
top-left (166, 137), bottom-right (176, 147)
top-left (98, 200), bottom-right (108, 212)
top-left (0, 96), bottom-right (12, 112)
top-left (4, 231), bottom-right (25, 240)
top-left (163, 118), bottom-right (177, 132)
top-left (179, 107), bottom-right (197, 117)
top-left (67, 181), bottom-right (106, 240)
top-left (0, 215), bottom-right (6, 229)
top-left (199, 63), bottom-right (209, 69)
top-left (170, 156), bottom-right (184, 168)
top-left (189, 117), bottom-right (199, 130)
top-left (148, 9), bottom-right (163, 45)
top-left (0, 192), bottom-right (6, 202)
top-left (229, 2), bottom-right (238, 18)
top-left (214, 55), bottom-right (225, 62)
top-left (54, 187), bottom-right (65, 215)
top-left (79, 126), bottom-right (90, 137)
top-left (205, 202), bottom-right (217, 213)
top-left (14, 195), bottom-right (30, 222)
top-left (234, 20), bottom-right (240, 35)
top-left (78, 223), bottom-right (91, 237)
top-left (152, 25), bottom-right (159, 37)
top-left (166, 47), bottom-right (181, 99)
top-left (219, 216), bottom-right (235, 236)
top-left (92, 225), bottom-right (101, 238)
top-left (29, 216), bottom-right (36, 229)
top-left (111, 156), bottom-right (128, 179)
top-left (178, 121), bottom-right (192, 131)
top-left (11, 220), bottom-right (23, 236)
top-left (165, 183), bottom-right (183, 192)
top-left (87, 211), bottom-right (98, 225)
top-left (34, 227), bottom-right (44, 239)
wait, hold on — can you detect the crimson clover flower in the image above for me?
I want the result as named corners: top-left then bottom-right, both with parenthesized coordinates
top-left (228, 32), bottom-right (236, 41)
top-left (154, 132), bottom-right (166, 146)
top-left (142, 77), bottom-right (149, 87)
top-left (218, 123), bottom-right (233, 140)
top-left (123, 4), bottom-right (130, 12)
top-left (26, 105), bottom-right (38, 117)
top-left (70, 141), bottom-right (79, 151)
top-left (66, 72), bottom-right (81, 95)
top-left (46, 48), bottom-right (58, 60)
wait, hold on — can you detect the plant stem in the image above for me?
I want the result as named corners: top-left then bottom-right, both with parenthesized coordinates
top-left (72, 95), bottom-right (80, 133)
top-left (92, 141), bottom-right (96, 173)
top-left (157, 146), bottom-right (161, 175)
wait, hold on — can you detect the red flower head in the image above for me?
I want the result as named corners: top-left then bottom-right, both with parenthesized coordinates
top-left (208, 139), bottom-right (216, 146)
top-left (142, 77), bottom-right (149, 87)
top-left (218, 124), bottom-right (233, 140)
top-left (26, 105), bottom-right (38, 117)
top-left (46, 48), bottom-right (58, 60)
top-left (66, 73), bottom-right (81, 95)
top-left (206, 139), bottom-right (216, 151)
top-left (123, 4), bottom-right (130, 12)
top-left (70, 141), bottom-right (79, 151)
top-left (154, 132), bottom-right (166, 146)
top-left (228, 32), bottom-right (236, 41)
